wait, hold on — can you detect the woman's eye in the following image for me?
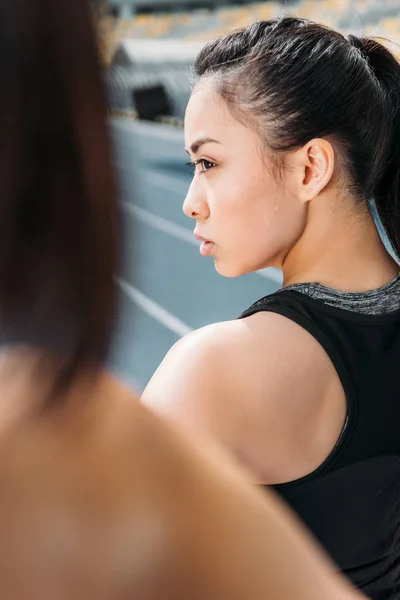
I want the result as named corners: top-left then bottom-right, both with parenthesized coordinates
top-left (185, 159), bottom-right (216, 175)
top-left (199, 160), bottom-right (215, 172)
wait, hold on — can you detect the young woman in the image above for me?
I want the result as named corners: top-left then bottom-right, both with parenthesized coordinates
top-left (143, 18), bottom-right (400, 599)
top-left (0, 3), bottom-right (363, 599)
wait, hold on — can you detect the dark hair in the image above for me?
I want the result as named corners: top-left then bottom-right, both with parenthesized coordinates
top-left (195, 17), bottom-right (400, 257)
top-left (0, 0), bottom-right (119, 393)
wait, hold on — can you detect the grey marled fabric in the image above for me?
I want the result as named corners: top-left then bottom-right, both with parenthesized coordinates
top-left (285, 273), bottom-right (400, 315)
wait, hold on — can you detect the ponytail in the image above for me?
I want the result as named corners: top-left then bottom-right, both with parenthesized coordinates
top-left (353, 37), bottom-right (400, 260)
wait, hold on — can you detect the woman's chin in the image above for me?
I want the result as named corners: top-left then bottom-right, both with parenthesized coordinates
top-left (214, 259), bottom-right (248, 279)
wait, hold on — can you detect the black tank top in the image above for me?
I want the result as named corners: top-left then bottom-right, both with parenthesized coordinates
top-left (240, 287), bottom-right (400, 600)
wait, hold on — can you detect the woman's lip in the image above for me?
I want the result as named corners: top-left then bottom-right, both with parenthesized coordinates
top-left (194, 231), bottom-right (212, 244)
top-left (199, 240), bottom-right (215, 257)
top-left (194, 232), bottom-right (215, 256)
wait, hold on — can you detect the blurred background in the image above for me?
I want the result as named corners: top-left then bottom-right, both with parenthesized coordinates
top-left (102, 0), bottom-right (400, 392)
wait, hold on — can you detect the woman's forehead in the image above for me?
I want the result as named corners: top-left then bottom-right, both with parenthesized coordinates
top-left (185, 81), bottom-right (256, 150)
top-left (186, 81), bottom-right (228, 127)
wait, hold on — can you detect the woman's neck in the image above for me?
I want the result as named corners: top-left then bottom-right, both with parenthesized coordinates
top-left (281, 195), bottom-right (399, 292)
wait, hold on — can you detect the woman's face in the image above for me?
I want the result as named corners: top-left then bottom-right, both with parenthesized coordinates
top-left (184, 79), bottom-right (307, 277)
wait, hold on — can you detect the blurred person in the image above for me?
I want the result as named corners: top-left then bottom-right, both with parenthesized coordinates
top-left (143, 17), bottom-right (400, 599)
top-left (0, 2), bottom-right (364, 599)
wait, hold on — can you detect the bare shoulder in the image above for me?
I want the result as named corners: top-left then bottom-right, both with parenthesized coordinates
top-left (142, 311), bottom-right (346, 482)
top-left (140, 320), bottom-right (251, 439)
top-left (142, 310), bottom-right (332, 418)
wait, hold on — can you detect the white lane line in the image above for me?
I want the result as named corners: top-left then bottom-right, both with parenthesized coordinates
top-left (121, 202), bottom-right (199, 246)
top-left (121, 202), bottom-right (283, 285)
top-left (115, 163), bottom-right (190, 196)
top-left (117, 278), bottom-right (192, 338)
top-left (142, 170), bottom-right (190, 196)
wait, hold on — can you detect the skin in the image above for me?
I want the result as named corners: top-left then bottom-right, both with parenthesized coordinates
top-left (0, 349), bottom-right (364, 600)
top-left (142, 78), bottom-right (399, 484)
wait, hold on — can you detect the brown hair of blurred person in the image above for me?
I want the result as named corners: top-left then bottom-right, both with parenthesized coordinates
top-left (0, 0), bottom-right (118, 388)
top-left (0, 1), bottom-right (364, 599)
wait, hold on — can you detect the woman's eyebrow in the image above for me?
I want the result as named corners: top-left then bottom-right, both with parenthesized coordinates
top-left (185, 137), bottom-right (221, 155)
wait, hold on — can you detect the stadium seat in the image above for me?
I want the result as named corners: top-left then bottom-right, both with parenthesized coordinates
top-left (105, 0), bottom-right (400, 118)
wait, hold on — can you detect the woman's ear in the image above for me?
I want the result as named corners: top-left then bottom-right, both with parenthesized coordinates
top-left (291, 138), bottom-right (335, 204)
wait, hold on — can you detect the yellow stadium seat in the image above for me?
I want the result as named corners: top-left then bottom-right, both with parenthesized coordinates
top-left (105, 0), bottom-right (400, 50)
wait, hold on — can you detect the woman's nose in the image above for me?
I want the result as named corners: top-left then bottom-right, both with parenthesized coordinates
top-left (183, 182), bottom-right (209, 220)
